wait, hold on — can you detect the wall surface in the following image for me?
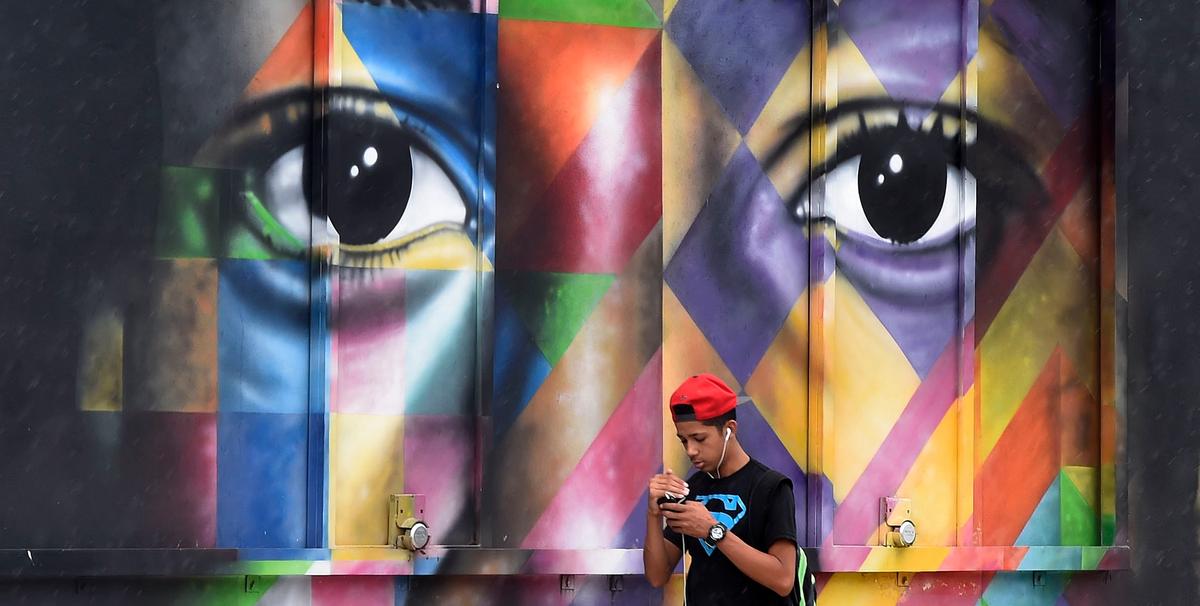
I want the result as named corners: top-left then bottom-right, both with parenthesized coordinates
top-left (0, 0), bottom-right (1196, 603)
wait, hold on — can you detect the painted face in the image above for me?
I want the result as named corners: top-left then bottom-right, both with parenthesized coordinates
top-left (145, 3), bottom-right (495, 549)
top-left (675, 420), bottom-right (730, 474)
top-left (662, 0), bottom-right (1106, 552)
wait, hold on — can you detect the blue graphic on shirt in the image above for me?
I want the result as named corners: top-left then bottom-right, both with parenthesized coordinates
top-left (695, 494), bottom-right (746, 556)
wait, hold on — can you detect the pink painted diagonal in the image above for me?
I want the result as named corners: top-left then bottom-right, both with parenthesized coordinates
top-left (826, 323), bottom-right (975, 554)
top-left (520, 348), bottom-right (663, 549)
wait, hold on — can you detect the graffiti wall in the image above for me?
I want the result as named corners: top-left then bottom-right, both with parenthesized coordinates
top-left (1, 0), bottom-right (1165, 603)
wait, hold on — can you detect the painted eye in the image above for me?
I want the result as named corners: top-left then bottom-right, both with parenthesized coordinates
top-left (794, 113), bottom-right (976, 247)
top-left (260, 124), bottom-right (466, 249)
top-left (205, 88), bottom-right (475, 259)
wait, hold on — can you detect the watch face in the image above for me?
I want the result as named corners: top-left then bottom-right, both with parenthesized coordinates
top-left (709, 524), bottom-right (726, 542)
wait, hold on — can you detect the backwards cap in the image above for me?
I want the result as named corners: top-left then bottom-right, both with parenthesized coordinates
top-left (669, 374), bottom-right (738, 422)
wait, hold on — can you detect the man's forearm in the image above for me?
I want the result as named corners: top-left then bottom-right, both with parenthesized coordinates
top-left (643, 514), bottom-right (674, 587)
top-left (715, 533), bottom-right (794, 597)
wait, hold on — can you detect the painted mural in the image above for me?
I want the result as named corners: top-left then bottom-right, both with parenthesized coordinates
top-left (0, 0), bottom-right (1128, 604)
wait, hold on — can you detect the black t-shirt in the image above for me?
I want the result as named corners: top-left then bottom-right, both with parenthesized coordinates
top-left (663, 459), bottom-right (798, 606)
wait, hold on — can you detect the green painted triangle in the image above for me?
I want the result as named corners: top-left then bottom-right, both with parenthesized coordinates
top-left (1060, 470), bottom-right (1099, 545)
top-left (507, 272), bottom-right (615, 366)
top-left (501, 0), bottom-right (661, 29)
top-left (1062, 465), bottom-right (1099, 512)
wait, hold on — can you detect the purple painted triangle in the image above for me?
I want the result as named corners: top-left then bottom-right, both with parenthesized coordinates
top-left (834, 235), bottom-right (971, 378)
top-left (667, 0), bottom-right (810, 133)
top-left (664, 145), bottom-right (809, 384)
top-left (854, 284), bottom-right (956, 379)
top-left (839, 0), bottom-right (976, 103)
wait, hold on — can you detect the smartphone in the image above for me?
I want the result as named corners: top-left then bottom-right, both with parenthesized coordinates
top-left (657, 492), bottom-right (686, 506)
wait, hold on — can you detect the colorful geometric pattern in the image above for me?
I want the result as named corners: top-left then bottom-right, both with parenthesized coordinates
top-left (57, 0), bottom-right (1123, 604)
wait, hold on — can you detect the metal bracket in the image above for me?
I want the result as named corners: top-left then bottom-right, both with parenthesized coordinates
top-left (1033, 571), bottom-right (1046, 587)
top-left (560, 574), bottom-right (576, 591)
top-left (609, 575), bottom-right (624, 592)
top-left (245, 575), bottom-right (263, 594)
top-left (897, 572), bottom-right (911, 587)
top-left (388, 494), bottom-right (427, 549)
top-left (880, 497), bottom-right (917, 547)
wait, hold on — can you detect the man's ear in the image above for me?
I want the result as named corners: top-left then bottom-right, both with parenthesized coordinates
top-left (725, 420), bottom-right (738, 437)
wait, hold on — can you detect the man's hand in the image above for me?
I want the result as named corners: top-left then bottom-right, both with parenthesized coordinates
top-left (647, 469), bottom-right (689, 517)
top-left (661, 501), bottom-right (717, 538)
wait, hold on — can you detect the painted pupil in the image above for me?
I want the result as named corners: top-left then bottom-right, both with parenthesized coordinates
top-left (323, 118), bottom-right (415, 245)
top-left (856, 128), bottom-right (948, 244)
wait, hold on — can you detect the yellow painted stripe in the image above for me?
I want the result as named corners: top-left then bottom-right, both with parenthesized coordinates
top-left (818, 573), bottom-right (906, 605)
top-left (826, 276), bottom-right (920, 501)
top-left (745, 292), bottom-right (810, 470)
top-left (330, 413), bottom-right (405, 546)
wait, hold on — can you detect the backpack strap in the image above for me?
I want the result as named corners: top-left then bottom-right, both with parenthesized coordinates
top-left (749, 469), bottom-right (816, 605)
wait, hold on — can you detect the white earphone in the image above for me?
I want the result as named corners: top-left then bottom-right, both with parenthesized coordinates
top-left (708, 425), bottom-right (733, 479)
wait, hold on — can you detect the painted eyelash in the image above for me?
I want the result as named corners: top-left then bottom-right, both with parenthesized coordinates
top-left (332, 222), bottom-right (465, 270)
top-left (216, 87), bottom-right (443, 171)
top-left (816, 106), bottom-right (974, 181)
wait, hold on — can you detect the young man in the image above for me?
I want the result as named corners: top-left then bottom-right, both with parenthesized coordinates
top-left (643, 374), bottom-right (801, 605)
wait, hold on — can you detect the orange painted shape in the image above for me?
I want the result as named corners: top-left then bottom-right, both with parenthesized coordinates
top-left (315, 0), bottom-right (333, 88)
top-left (979, 350), bottom-right (1062, 545)
top-left (497, 20), bottom-right (657, 233)
top-left (243, 3), bottom-right (314, 100)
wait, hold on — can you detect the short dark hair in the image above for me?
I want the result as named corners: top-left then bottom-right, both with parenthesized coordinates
top-left (702, 409), bottom-right (737, 428)
top-left (672, 404), bottom-right (737, 428)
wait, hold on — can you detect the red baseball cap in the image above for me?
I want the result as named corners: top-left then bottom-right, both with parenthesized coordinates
top-left (669, 374), bottom-right (738, 422)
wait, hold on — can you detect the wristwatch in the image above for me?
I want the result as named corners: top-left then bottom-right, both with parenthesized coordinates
top-left (707, 522), bottom-right (728, 543)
